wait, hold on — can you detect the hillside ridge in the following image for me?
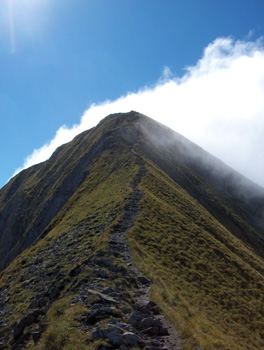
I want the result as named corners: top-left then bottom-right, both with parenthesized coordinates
top-left (0, 111), bottom-right (264, 349)
top-left (0, 155), bottom-right (182, 349)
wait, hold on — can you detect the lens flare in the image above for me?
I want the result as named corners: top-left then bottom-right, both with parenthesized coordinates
top-left (6, 0), bottom-right (49, 53)
top-left (8, 0), bottom-right (16, 53)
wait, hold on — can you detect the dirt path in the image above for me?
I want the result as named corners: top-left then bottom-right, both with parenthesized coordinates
top-left (107, 159), bottom-right (182, 350)
top-left (1, 160), bottom-right (184, 350)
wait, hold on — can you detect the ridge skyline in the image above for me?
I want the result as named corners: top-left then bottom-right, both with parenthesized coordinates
top-left (2, 35), bottom-right (264, 190)
top-left (4, 106), bottom-right (264, 191)
top-left (0, 111), bottom-right (263, 349)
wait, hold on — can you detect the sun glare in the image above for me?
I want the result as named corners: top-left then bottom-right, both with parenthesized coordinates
top-left (6, 0), bottom-right (49, 53)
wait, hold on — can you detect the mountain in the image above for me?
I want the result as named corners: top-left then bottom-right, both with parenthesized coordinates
top-left (0, 111), bottom-right (264, 350)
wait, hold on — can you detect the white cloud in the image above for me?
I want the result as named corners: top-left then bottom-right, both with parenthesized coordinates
top-left (14, 36), bottom-right (264, 187)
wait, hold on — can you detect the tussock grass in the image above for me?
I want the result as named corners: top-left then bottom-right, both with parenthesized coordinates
top-left (128, 161), bottom-right (264, 350)
top-left (0, 148), bottom-right (138, 348)
top-left (34, 297), bottom-right (88, 350)
top-left (1, 113), bottom-right (264, 349)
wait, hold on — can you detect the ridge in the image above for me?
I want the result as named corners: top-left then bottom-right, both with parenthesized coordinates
top-left (0, 111), bottom-right (264, 349)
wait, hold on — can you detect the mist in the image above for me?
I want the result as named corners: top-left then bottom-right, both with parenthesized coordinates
top-left (13, 36), bottom-right (264, 187)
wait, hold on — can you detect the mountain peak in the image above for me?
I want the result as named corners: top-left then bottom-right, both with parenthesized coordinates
top-left (0, 112), bottom-right (264, 349)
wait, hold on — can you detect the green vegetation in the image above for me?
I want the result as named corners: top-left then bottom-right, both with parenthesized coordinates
top-left (128, 160), bottom-right (264, 350)
top-left (0, 111), bottom-right (140, 271)
top-left (0, 146), bottom-right (138, 349)
top-left (34, 297), bottom-right (88, 350)
top-left (1, 112), bottom-right (264, 350)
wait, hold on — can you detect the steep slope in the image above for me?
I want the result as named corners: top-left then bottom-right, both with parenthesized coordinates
top-left (134, 116), bottom-right (264, 252)
top-left (0, 111), bottom-right (264, 350)
top-left (129, 160), bottom-right (264, 349)
top-left (0, 113), bottom-right (139, 270)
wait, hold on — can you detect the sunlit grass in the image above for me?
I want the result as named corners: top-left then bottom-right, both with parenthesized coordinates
top-left (34, 297), bottom-right (89, 350)
top-left (0, 147), bottom-right (138, 348)
top-left (128, 161), bottom-right (264, 350)
top-left (1, 113), bottom-right (264, 349)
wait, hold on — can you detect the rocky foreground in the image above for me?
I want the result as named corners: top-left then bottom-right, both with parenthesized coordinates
top-left (0, 160), bottom-right (182, 350)
top-left (74, 160), bottom-right (182, 349)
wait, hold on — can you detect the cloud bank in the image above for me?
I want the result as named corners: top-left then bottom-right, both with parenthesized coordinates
top-left (14, 36), bottom-right (264, 186)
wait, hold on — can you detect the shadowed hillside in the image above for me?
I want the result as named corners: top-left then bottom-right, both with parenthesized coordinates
top-left (0, 111), bottom-right (264, 350)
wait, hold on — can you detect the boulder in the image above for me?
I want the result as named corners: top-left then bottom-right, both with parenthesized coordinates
top-left (137, 316), bottom-right (162, 330)
top-left (146, 301), bottom-right (162, 314)
top-left (32, 332), bottom-right (41, 344)
top-left (142, 326), bottom-right (169, 336)
top-left (122, 332), bottom-right (140, 347)
top-left (94, 258), bottom-right (112, 267)
top-left (107, 332), bottom-right (123, 347)
top-left (94, 268), bottom-right (112, 278)
top-left (102, 287), bottom-right (114, 295)
top-left (87, 289), bottom-right (119, 304)
top-left (91, 327), bottom-right (104, 340)
top-left (102, 325), bottom-right (123, 337)
top-left (92, 325), bottom-right (124, 347)
top-left (86, 306), bottom-right (118, 324)
top-left (127, 312), bottom-right (143, 327)
top-left (13, 310), bottom-right (44, 341)
top-left (137, 276), bottom-right (151, 285)
top-left (133, 303), bottom-right (151, 315)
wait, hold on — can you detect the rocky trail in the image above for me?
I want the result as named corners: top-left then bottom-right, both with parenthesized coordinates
top-left (0, 161), bottom-right (183, 350)
top-left (82, 161), bottom-right (183, 349)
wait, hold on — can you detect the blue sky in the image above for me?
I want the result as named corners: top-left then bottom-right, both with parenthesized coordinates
top-left (1, 0), bottom-right (264, 189)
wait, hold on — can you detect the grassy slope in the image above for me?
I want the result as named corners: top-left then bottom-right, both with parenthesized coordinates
top-left (1, 112), bottom-right (264, 349)
top-left (128, 159), bottom-right (264, 350)
top-left (0, 146), bottom-right (138, 349)
top-left (0, 112), bottom-right (139, 270)
top-left (133, 116), bottom-right (264, 258)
